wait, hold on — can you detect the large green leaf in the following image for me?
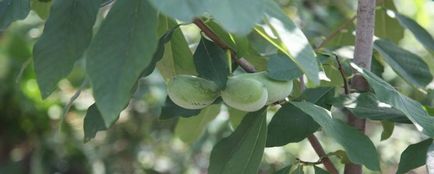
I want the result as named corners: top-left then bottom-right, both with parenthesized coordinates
top-left (352, 63), bottom-right (434, 137)
top-left (374, 1), bottom-right (404, 42)
top-left (264, 1), bottom-right (320, 85)
top-left (397, 139), bottom-right (433, 174)
top-left (208, 108), bottom-right (267, 174)
top-left (374, 39), bottom-right (432, 88)
top-left (266, 53), bottom-right (303, 81)
top-left (83, 104), bottom-right (107, 142)
top-left (396, 13), bottom-right (434, 51)
top-left (207, 0), bottom-right (266, 35)
top-left (148, 0), bottom-right (205, 22)
top-left (343, 93), bottom-right (409, 123)
top-left (194, 38), bottom-right (229, 89)
top-left (0, 0), bottom-right (30, 30)
top-left (291, 101), bottom-right (380, 171)
top-left (175, 105), bottom-right (221, 144)
top-left (33, 0), bottom-right (99, 98)
top-left (156, 16), bottom-right (196, 80)
top-left (267, 88), bottom-right (333, 147)
top-left (86, 0), bottom-right (158, 127)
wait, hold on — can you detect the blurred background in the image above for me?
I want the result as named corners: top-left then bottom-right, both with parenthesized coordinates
top-left (1, 0), bottom-right (433, 173)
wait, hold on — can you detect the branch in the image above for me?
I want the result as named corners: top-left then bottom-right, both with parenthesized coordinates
top-left (308, 135), bottom-right (339, 174)
top-left (345, 0), bottom-right (376, 173)
top-left (193, 18), bottom-right (256, 73)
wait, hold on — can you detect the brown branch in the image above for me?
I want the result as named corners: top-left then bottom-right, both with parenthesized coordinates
top-left (308, 135), bottom-right (339, 174)
top-left (345, 0), bottom-right (376, 173)
top-left (193, 18), bottom-right (256, 73)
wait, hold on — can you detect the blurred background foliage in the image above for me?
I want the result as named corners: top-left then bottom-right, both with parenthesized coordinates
top-left (0, 0), bottom-right (433, 173)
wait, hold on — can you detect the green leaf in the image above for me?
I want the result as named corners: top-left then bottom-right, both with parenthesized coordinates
top-left (380, 121), bottom-right (394, 141)
top-left (396, 13), bottom-right (434, 51)
top-left (267, 87), bottom-right (333, 147)
top-left (208, 108), bottom-right (267, 174)
top-left (86, 0), bottom-right (158, 127)
top-left (31, 0), bottom-right (51, 19)
top-left (0, 0), bottom-right (30, 30)
top-left (264, 1), bottom-right (320, 85)
top-left (207, 0), bottom-right (266, 35)
top-left (313, 166), bottom-right (329, 174)
top-left (274, 165), bottom-right (291, 174)
top-left (352, 63), bottom-right (434, 137)
top-left (228, 107), bottom-right (247, 128)
top-left (83, 104), bottom-right (107, 142)
top-left (292, 165), bottom-right (304, 174)
top-left (266, 53), bottom-right (303, 81)
top-left (156, 16), bottom-right (196, 80)
top-left (148, 0), bottom-right (205, 22)
top-left (194, 38), bottom-right (229, 89)
top-left (374, 2), bottom-right (404, 42)
top-left (175, 105), bottom-right (221, 144)
top-left (374, 39), bottom-right (432, 88)
top-left (343, 93), bottom-right (409, 123)
top-left (159, 97), bottom-right (201, 120)
top-left (397, 139), bottom-right (433, 174)
top-left (291, 101), bottom-right (380, 171)
top-left (427, 142), bottom-right (434, 173)
top-left (33, 0), bottom-right (99, 98)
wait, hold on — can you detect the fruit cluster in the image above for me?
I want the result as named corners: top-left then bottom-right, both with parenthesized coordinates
top-left (167, 72), bottom-right (293, 112)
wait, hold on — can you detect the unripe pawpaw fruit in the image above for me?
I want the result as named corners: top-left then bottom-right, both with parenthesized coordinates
top-left (167, 75), bottom-right (219, 109)
top-left (238, 72), bottom-right (293, 104)
top-left (221, 77), bottom-right (268, 112)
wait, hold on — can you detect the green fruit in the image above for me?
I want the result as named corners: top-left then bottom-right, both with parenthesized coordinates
top-left (239, 72), bottom-right (293, 104)
top-left (221, 77), bottom-right (268, 112)
top-left (167, 75), bottom-right (219, 109)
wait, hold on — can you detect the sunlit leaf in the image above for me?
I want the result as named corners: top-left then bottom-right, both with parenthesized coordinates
top-left (86, 0), bottom-right (158, 127)
top-left (208, 108), bottom-right (267, 174)
top-left (352, 63), bottom-right (434, 137)
top-left (33, 0), bottom-right (99, 98)
top-left (267, 53), bottom-right (303, 81)
top-left (396, 13), bottom-right (434, 51)
top-left (291, 101), bottom-right (380, 171)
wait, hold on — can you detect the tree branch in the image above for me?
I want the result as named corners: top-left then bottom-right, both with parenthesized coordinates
top-left (193, 18), bottom-right (256, 73)
top-left (345, 0), bottom-right (376, 173)
top-left (308, 135), bottom-right (339, 174)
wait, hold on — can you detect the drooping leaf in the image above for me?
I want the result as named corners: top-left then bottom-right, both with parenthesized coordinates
top-left (159, 96), bottom-right (201, 120)
top-left (267, 87), bottom-right (333, 147)
top-left (33, 0), bottom-right (99, 98)
top-left (194, 38), bottom-right (229, 89)
top-left (396, 13), bottom-right (434, 51)
top-left (397, 139), bottom-right (433, 174)
top-left (83, 104), bottom-right (107, 142)
top-left (343, 93), bottom-right (409, 123)
top-left (208, 108), bottom-right (267, 174)
top-left (175, 105), bottom-right (221, 144)
top-left (374, 1), bottom-right (404, 42)
top-left (352, 63), bottom-right (434, 137)
top-left (380, 121), bottom-right (394, 141)
top-left (156, 16), bottom-right (196, 80)
top-left (86, 0), bottom-right (158, 127)
top-left (313, 166), bottom-right (329, 174)
top-left (264, 1), bottom-right (320, 85)
top-left (274, 165), bottom-right (291, 174)
top-left (291, 101), bottom-right (380, 171)
top-left (427, 142), bottom-right (434, 173)
top-left (266, 53), bottom-right (303, 81)
top-left (374, 39), bottom-right (432, 88)
top-left (0, 0), bottom-right (30, 30)
top-left (207, 0), bottom-right (266, 35)
top-left (148, 0), bottom-right (206, 22)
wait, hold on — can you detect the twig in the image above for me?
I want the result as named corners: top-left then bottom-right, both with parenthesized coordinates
top-left (16, 59), bottom-right (32, 83)
top-left (308, 135), bottom-right (339, 174)
top-left (193, 18), bottom-right (256, 73)
top-left (334, 55), bottom-right (349, 95)
top-left (59, 79), bottom-right (89, 131)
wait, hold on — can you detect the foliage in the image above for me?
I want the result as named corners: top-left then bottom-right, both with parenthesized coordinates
top-left (1, 0), bottom-right (434, 173)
